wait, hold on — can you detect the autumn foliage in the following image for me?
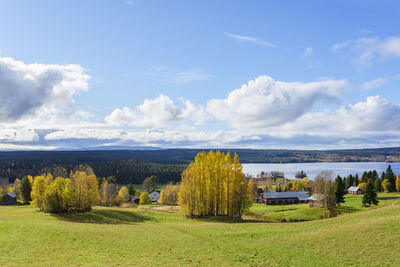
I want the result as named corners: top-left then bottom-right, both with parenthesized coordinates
top-left (178, 151), bottom-right (251, 220)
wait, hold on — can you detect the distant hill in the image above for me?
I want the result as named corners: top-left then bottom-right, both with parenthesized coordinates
top-left (1, 147), bottom-right (400, 164)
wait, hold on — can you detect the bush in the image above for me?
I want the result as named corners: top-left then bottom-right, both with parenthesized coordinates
top-left (159, 183), bottom-right (179, 205)
top-left (139, 192), bottom-right (151, 204)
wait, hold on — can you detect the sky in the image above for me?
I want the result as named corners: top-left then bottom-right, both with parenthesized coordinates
top-left (1, 0), bottom-right (400, 150)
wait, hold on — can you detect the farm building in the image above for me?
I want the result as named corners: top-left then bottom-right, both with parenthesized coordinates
top-left (348, 186), bottom-right (363, 195)
top-left (308, 193), bottom-right (326, 208)
top-left (262, 191), bottom-right (309, 205)
top-left (1, 192), bottom-right (17, 205)
top-left (149, 190), bottom-right (161, 202)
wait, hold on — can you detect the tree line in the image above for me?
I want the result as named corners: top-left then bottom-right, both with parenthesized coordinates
top-left (0, 160), bottom-right (185, 185)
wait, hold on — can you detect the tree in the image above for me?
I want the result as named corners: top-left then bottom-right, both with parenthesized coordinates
top-left (127, 184), bottom-right (135, 196)
top-left (43, 177), bottom-right (74, 213)
top-left (334, 175), bottom-right (346, 206)
top-left (354, 174), bottom-right (360, 186)
top-left (358, 182), bottom-right (367, 193)
top-left (70, 171), bottom-right (99, 211)
top-left (374, 177), bottom-right (382, 193)
top-left (31, 176), bottom-right (48, 210)
top-left (382, 179), bottom-right (391, 193)
top-left (396, 174), bottom-right (400, 193)
top-left (385, 165), bottom-right (396, 192)
top-left (159, 183), bottom-right (179, 205)
top-left (0, 178), bottom-right (9, 199)
top-left (106, 175), bottom-right (117, 185)
top-left (116, 186), bottom-right (130, 205)
top-left (362, 179), bottom-right (378, 207)
top-left (178, 151), bottom-right (251, 220)
top-left (247, 179), bottom-right (258, 201)
top-left (20, 176), bottom-right (32, 204)
top-left (99, 180), bottom-right (119, 206)
top-left (295, 170), bottom-right (307, 179)
top-left (313, 171), bottom-right (336, 210)
top-left (142, 175), bottom-right (158, 192)
top-left (345, 175), bottom-right (354, 189)
top-left (139, 192), bottom-right (151, 204)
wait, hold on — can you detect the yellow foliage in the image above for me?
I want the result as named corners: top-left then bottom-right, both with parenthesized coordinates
top-left (382, 179), bottom-right (391, 193)
top-left (70, 171), bottom-right (99, 211)
top-left (396, 174), bottom-right (400, 193)
top-left (358, 182), bottom-right (367, 192)
top-left (31, 176), bottom-right (48, 210)
top-left (178, 151), bottom-right (251, 220)
top-left (139, 192), bottom-right (151, 204)
top-left (160, 183), bottom-right (179, 205)
top-left (116, 186), bottom-right (130, 205)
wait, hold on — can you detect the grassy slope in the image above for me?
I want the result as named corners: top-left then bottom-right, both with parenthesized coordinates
top-left (1, 201), bottom-right (400, 266)
top-left (249, 193), bottom-right (400, 221)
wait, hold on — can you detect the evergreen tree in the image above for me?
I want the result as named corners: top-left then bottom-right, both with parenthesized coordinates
top-left (127, 183), bottom-right (135, 196)
top-left (20, 176), bottom-right (32, 204)
top-left (374, 177), bottom-right (382, 192)
top-left (385, 165), bottom-right (396, 192)
top-left (372, 170), bottom-right (379, 181)
top-left (354, 174), bottom-right (360, 187)
top-left (345, 174), bottom-right (354, 189)
top-left (361, 171), bottom-right (369, 183)
top-left (334, 175), bottom-right (346, 206)
top-left (362, 179), bottom-right (378, 207)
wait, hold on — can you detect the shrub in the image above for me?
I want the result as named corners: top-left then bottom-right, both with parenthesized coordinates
top-left (139, 192), bottom-right (151, 204)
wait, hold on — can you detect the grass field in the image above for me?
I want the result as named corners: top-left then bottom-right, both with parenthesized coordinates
top-left (248, 193), bottom-right (400, 221)
top-left (1, 196), bottom-right (400, 266)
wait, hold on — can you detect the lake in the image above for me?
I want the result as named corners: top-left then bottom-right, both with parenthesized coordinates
top-left (242, 162), bottom-right (400, 179)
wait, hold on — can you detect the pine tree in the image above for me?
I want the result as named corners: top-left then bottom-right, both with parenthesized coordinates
top-left (362, 179), bottom-right (378, 207)
top-left (354, 174), bottom-right (360, 186)
top-left (20, 176), bottom-right (32, 205)
top-left (334, 175), bottom-right (346, 206)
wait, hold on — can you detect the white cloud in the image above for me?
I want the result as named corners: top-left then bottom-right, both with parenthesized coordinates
top-left (361, 78), bottom-right (386, 90)
top-left (207, 75), bottom-right (347, 128)
top-left (0, 56), bottom-right (90, 122)
top-left (304, 47), bottom-right (313, 57)
top-left (225, 32), bottom-right (276, 47)
top-left (332, 36), bottom-right (400, 68)
top-left (105, 95), bottom-right (205, 128)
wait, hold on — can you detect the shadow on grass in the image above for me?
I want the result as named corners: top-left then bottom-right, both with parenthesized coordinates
top-left (338, 206), bottom-right (361, 214)
top-left (52, 209), bottom-right (155, 224)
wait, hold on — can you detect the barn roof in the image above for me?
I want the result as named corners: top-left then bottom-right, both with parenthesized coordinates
top-left (308, 193), bottom-right (326, 201)
top-left (348, 186), bottom-right (361, 192)
top-left (7, 192), bottom-right (16, 198)
top-left (263, 191), bottom-right (309, 201)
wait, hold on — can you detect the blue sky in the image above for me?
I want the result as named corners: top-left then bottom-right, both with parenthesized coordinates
top-left (1, 0), bottom-right (400, 150)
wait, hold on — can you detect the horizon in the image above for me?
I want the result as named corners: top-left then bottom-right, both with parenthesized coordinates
top-left (1, 1), bottom-right (400, 150)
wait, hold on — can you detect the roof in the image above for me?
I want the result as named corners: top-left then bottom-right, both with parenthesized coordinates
top-left (263, 191), bottom-right (309, 201)
top-left (348, 186), bottom-right (361, 192)
top-left (7, 192), bottom-right (16, 198)
top-left (149, 190), bottom-right (161, 194)
top-left (308, 193), bottom-right (326, 201)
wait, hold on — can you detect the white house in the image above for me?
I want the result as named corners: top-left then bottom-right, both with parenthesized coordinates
top-left (149, 190), bottom-right (161, 202)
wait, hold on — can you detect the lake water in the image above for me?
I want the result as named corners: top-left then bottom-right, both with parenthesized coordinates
top-left (242, 162), bottom-right (400, 179)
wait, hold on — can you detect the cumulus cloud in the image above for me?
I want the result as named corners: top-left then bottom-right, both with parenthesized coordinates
top-left (207, 75), bottom-right (347, 128)
top-left (332, 36), bottom-right (400, 68)
top-left (361, 78), bottom-right (386, 90)
top-left (272, 95), bottom-right (400, 134)
top-left (0, 56), bottom-right (90, 122)
top-left (105, 95), bottom-right (205, 128)
top-left (225, 32), bottom-right (276, 47)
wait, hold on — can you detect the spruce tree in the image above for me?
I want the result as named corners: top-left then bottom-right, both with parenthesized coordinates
top-left (354, 174), bottom-right (360, 186)
top-left (362, 179), bottom-right (379, 207)
top-left (334, 175), bottom-right (346, 206)
top-left (385, 165), bottom-right (396, 192)
top-left (346, 175), bottom-right (354, 189)
top-left (374, 177), bottom-right (382, 192)
top-left (127, 183), bottom-right (135, 196)
top-left (20, 176), bottom-right (32, 205)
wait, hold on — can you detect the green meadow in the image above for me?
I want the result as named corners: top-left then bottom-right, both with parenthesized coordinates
top-left (1, 194), bottom-right (399, 266)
